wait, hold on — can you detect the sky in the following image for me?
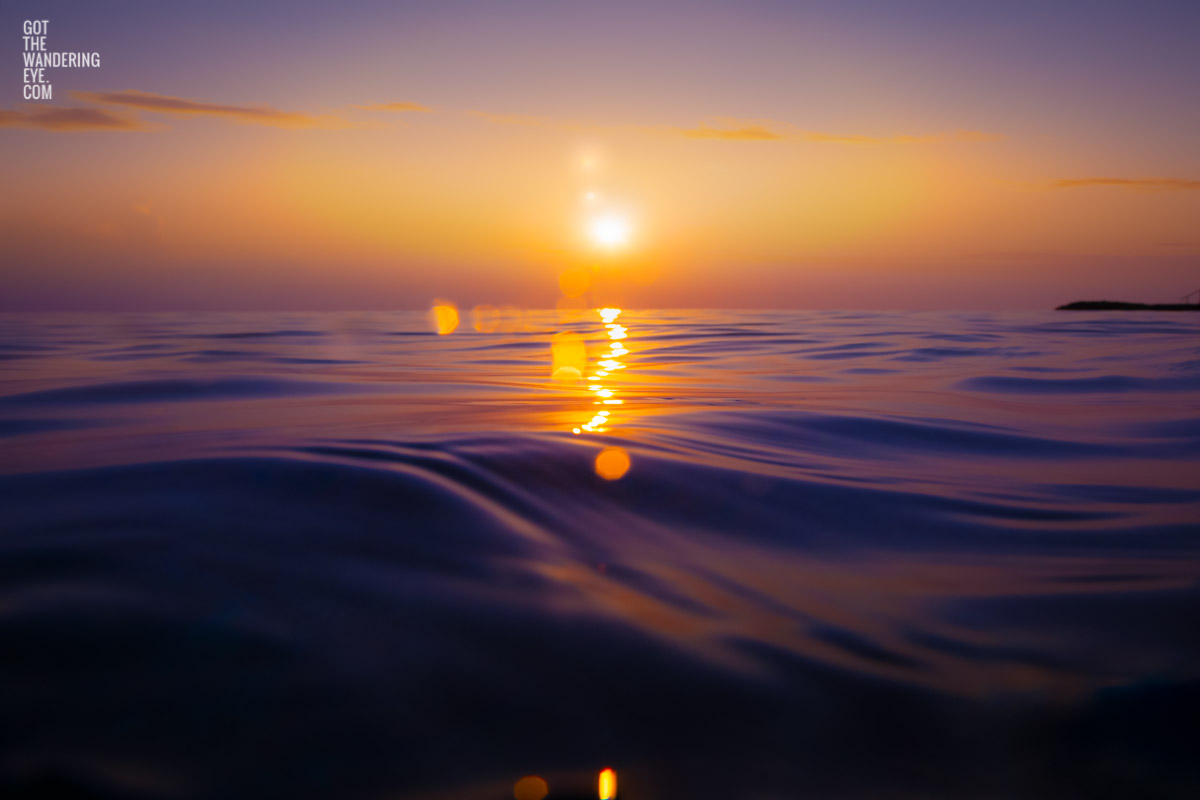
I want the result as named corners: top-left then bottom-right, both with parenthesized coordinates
top-left (2, 0), bottom-right (1198, 310)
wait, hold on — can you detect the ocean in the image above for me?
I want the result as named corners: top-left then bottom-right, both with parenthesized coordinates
top-left (2, 308), bottom-right (1199, 799)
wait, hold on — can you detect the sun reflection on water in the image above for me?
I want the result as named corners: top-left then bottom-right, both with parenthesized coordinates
top-left (571, 308), bottom-right (629, 435)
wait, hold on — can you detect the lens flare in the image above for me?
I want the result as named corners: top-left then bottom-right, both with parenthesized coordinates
top-left (559, 267), bottom-right (591, 298)
top-left (595, 447), bottom-right (630, 480)
top-left (429, 301), bottom-right (459, 335)
top-left (598, 767), bottom-right (617, 799)
top-left (471, 304), bottom-right (499, 333)
top-left (552, 332), bottom-right (587, 381)
top-left (513, 775), bottom-right (548, 800)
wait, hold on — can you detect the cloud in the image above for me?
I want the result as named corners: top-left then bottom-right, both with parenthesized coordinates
top-left (801, 129), bottom-right (1002, 144)
top-left (1053, 177), bottom-right (1200, 191)
top-left (355, 101), bottom-right (430, 112)
top-left (798, 130), bottom-right (874, 144)
top-left (469, 110), bottom-right (591, 134)
top-left (470, 111), bottom-right (1001, 147)
top-left (470, 111), bottom-right (556, 127)
top-left (0, 104), bottom-right (150, 132)
top-left (73, 90), bottom-right (347, 129)
top-left (674, 120), bottom-right (1001, 144)
top-left (966, 250), bottom-right (1065, 261)
top-left (680, 123), bottom-right (783, 140)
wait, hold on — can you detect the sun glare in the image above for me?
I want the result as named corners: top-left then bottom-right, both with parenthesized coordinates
top-left (589, 214), bottom-right (631, 249)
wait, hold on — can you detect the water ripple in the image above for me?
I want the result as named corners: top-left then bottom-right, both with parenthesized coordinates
top-left (1, 309), bottom-right (1199, 798)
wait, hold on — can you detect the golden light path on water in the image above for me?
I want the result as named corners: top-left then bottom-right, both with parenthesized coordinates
top-left (572, 307), bottom-right (627, 436)
top-left (569, 308), bottom-right (633, 481)
top-left (438, 300), bottom-right (636, 480)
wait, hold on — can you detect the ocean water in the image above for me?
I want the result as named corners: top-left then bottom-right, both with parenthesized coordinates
top-left (1, 308), bottom-right (1199, 799)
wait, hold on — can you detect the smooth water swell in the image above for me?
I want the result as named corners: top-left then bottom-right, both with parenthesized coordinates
top-left (1, 309), bottom-right (1199, 799)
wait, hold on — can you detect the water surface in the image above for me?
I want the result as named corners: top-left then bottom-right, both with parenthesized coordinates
top-left (2, 309), bottom-right (1199, 799)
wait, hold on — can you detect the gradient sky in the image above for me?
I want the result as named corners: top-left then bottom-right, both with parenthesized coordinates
top-left (2, 0), bottom-right (1198, 310)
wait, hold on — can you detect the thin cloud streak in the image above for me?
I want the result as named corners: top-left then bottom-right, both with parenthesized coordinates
top-left (677, 119), bottom-right (1001, 144)
top-left (73, 90), bottom-right (347, 129)
top-left (356, 102), bottom-right (431, 112)
top-left (799, 129), bottom-right (1002, 144)
top-left (470, 110), bottom-right (561, 127)
top-left (472, 112), bottom-right (1002, 145)
top-left (681, 123), bottom-right (783, 140)
top-left (1053, 177), bottom-right (1200, 191)
top-left (0, 105), bottom-right (151, 132)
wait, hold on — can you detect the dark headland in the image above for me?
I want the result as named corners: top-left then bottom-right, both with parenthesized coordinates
top-left (1057, 300), bottom-right (1200, 311)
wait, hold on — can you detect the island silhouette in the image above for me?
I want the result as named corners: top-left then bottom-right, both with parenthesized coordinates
top-left (1058, 300), bottom-right (1200, 311)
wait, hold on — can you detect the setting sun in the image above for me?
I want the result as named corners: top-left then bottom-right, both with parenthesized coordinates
top-left (588, 214), bottom-right (631, 249)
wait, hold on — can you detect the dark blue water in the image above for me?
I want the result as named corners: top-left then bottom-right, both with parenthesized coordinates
top-left (2, 309), bottom-right (1199, 799)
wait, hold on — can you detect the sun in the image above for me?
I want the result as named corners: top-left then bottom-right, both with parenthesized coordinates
top-left (588, 214), bottom-right (631, 249)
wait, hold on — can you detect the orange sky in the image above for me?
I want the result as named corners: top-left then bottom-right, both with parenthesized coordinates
top-left (2, 1), bottom-right (1197, 310)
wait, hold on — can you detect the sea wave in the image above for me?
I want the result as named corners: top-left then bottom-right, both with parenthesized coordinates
top-left (1, 309), bottom-right (1199, 798)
